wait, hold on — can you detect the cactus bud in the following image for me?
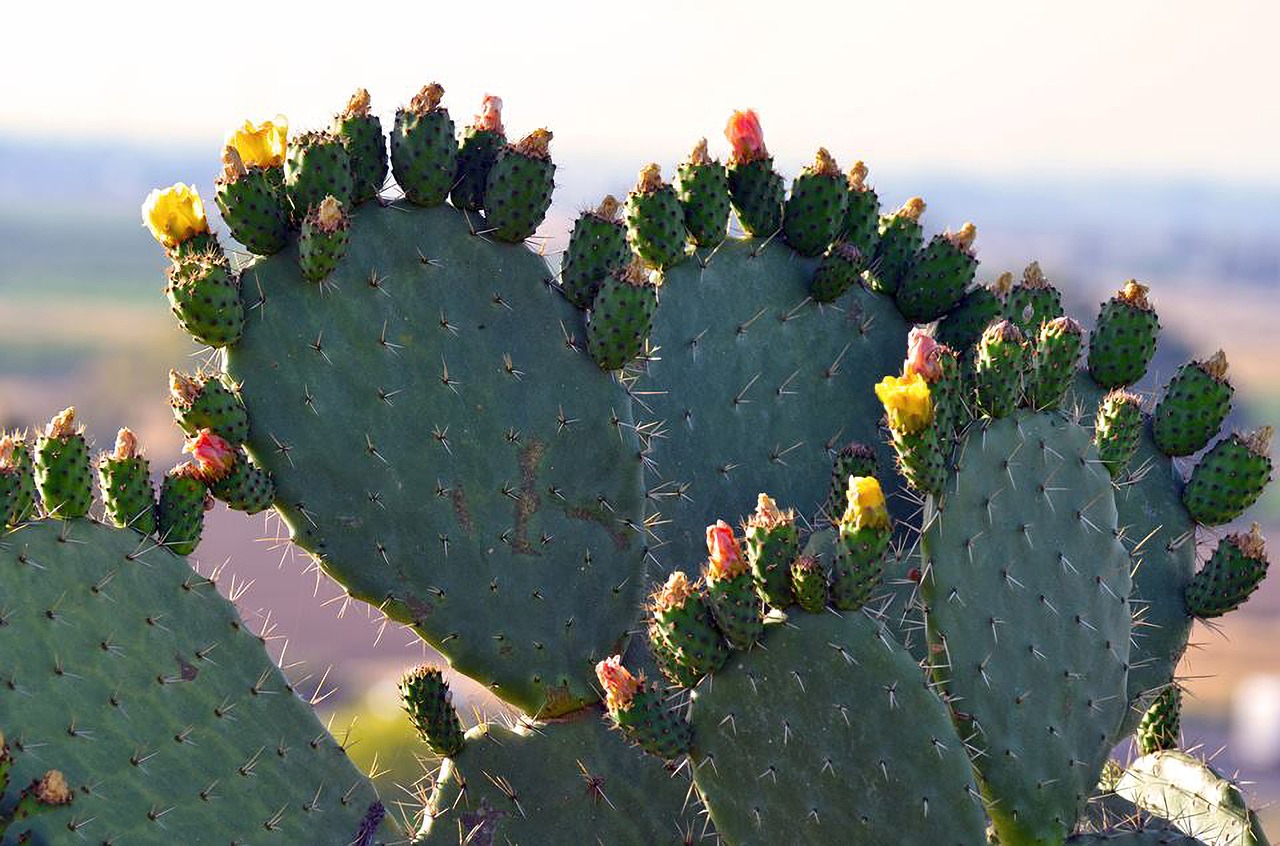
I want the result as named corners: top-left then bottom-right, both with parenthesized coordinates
top-left (183, 429), bottom-right (237, 482)
top-left (143, 183), bottom-right (210, 251)
top-left (596, 655), bottom-right (642, 712)
top-left (399, 664), bottom-right (466, 758)
top-left (705, 520), bottom-right (746, 581)
top-left (724, 109), bottom-right (767, 163)
top-left (408, 82), bottom-right (445, 114)
top-left (875, 371), bottom-right (934, 435)
top-left (847, 160), bottom-right (869, 191)
top-left (471, 94), bottom-right (504, 133)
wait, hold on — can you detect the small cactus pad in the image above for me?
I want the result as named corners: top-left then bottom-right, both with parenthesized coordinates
top-left (689, 612), bottom-right (988, 845)
top-left (1116, 751), bottom-right (1270, 846)
top-left (400, 665), bottom-right (466, 757)
top-left (636, 237), bottom-right (907, 561)
top-left (0, 519), bottom-right (385, 844)
top-left (921, 412), bottom-right (1133, 845)
top-left (224, 202), bottom-right (646, 716)
top-left (1136, 686), bottom-right (1182, 756)
top-left (419, 710), bottom-right (703, 845)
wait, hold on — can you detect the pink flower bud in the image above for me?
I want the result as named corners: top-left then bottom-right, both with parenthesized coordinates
top-left (705, 520), bottom-right (746, 581)
top-left (182, 429), bottom-right (236, 482)
top-left (724, 110), bottom-right (767, 163)
top-left (595, 655), bottom-right (641, 712)
top-left (904, 328), bottom-right (942, 382)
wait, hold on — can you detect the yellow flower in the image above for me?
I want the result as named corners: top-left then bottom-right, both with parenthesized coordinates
top-left (875, 371), bottom-right (933, 434)
top-left (225, 116), bottom-right (288, 169)
top-left (842, 476), bottom-right (890, 532)
top-left (141, 183), bottom-right (209, 249)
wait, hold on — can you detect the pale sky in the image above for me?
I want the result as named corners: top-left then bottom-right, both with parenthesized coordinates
top-left (3, 1), bottom-right (1277, 180)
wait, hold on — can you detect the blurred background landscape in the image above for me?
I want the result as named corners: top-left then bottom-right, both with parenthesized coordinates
top-left (3, 0), bottom-right (1278, 832)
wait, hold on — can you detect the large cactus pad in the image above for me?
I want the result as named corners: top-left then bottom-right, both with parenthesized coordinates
top-left (0, 519), bottom-right (386, 844)
top-left (419, 709), bottom-right (703, 845)
top-left (226, 203), bottom-right (646, 716)
top-left (688, 611), bottom-right (988, 845)
top-left (637, 238), bottom-right (908, 559)
top-left (922, 412), bottom-right (1132, 845)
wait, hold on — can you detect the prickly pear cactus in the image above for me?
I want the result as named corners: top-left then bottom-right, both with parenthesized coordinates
top-left (1115, 751), bottom-right (1271, 846)
top-left (0, 418), bottom-right (390, 845)
top-left (146, 85), bottom-right (647, 718)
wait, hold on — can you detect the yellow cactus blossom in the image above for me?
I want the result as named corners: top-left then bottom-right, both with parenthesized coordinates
top-left (141, 183), bottom-right (209, 249)
top-left (225, 116), bottom-right (288, 169)
top-left (874, 371), bottom-right (933, 435)
top-left (842, 476), bottom-right (890, 532)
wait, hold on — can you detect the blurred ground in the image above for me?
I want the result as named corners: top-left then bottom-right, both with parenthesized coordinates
top-left (2, 141), bottom-right (1277, 831)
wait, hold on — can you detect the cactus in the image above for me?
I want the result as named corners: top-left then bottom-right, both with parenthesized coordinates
top-left (0, 417), bottom-right (391, 844)
top-left (1115, 751), bottom-right (1270, 846)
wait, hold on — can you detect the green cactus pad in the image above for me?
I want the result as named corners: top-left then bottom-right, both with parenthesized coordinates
top-left (782, 155), bottom-right (847, 257)
top-left (419, 710), bottom-right (703, 845)
top-left (451, 126), bottom-right (505, 212)
top-left (560, 202), bottom-right (629, 310)
top-left (935, 281), bottom-right (1004, 353)
top-left (809, 241), bottom-right (863, 303)
top-left (1136, 686), bottom-right (1182, 755)
top-left (157, 468), bottom-right (207, 556)
top-left (390, 103), bottom-right (457, 207)
top-left (209, 451), bottom-right (275, 513)
top-left (0, 440), bottom-right (37, 527)
top-left (298, 198), bottom-right (351, 282)
top-left (165, 252), bottom-right (244, 348)
top-left (1186, 528), bottom-right (1269, 618)
top-left (625, 172), bottom-right (688, 270)
top-left (727, 158), bottom-right (784, 236)
top-left (689, 611), bottom-right (988, 845)
top-left (895, 229), bottom-right (978, 324)
top-left (284, 131), bottom-right (353, 221)
top-left (98, 449), bottom-right (156, 534)
top-left (865, 201), bottom-right (924, 295)
top-left (483, 137), bottom-right (555, 243)
top-left (224, 202), bottom-right (646, 716)
top-left (922, 412), bottom-right (1133, 846)
top-left (334, 112), bottom-right (389, 205)
top-left (1116, 751), bottom-right (1271, 846)
top-left (214, 167), bottom-right (288, 255)
top-left (1182, 431), bottom-right (1272, 526)
top-left (0, 519), bottom-right (387, 845)
top-left (587, 267), bottom-right (658, 371)
top-left (34, 424), bottom-right (91, 520)
top-left (1152, 357), bottom-right (1234, 458)
top-left (1088, 282), bottom-right (1160, 389)
top-left (636, 236), bottom-right (908, 561)
top-left (170, 371), bottom-right (250, 445)
top-left (675, 151), bottom-right (730, 248)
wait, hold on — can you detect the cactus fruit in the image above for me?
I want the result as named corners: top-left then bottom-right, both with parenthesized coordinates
top-left (483, 128), bottom-right (555, 243)
top-left (1185, 526), bottom-right (1270, 618)
top-left (875, 370), bottom-right (945, 495)
top-left (560, 195), bottom-right (629, 309)
top-left (674, 138), bottom-right (731, 248)
top-left (935, 271), bottom-right (1009, 353)
top-left (334, 88), bottom-right (389, 204)
top-left (1136, 687), bottom-right (1182, 756)
top-left (842, 160), bottom-right (880, 258)
top-left (1181, 427), bottom-right (1273, 525)
top-left (648, 570), bottom-right (730, 685)
top-left (450, 94), bottom-right (505, 211)
top-left (298, 194), bottom-right (351, 281)
top-left (1095, 390), bottom-right (1146, 477)
top-left (724, 109), bottom-right (784, 235)
top-left (782, 147), bottom-right (848, 256)
top-left (34, 407), bottom-right (92, 519)
top-left (157, 463), bottom-right (209, 556)
top-left (400, 665), bottom-right (466, 758)
top-left (169, 369), bottom-right (250, 444)
top-left (687, 612), bottom-right (989, 845)
top-left (1088, 281), bottom-right (1161, 389)
top-left (789, 554), bottom-right (828, 612)
top-left (163, 248), bottom-right (244, 347)
top-left (285, 130), bottom-right (354, 222)
top-left (865, 196), bottom-right (926, 294)
top-left (587, 257), bottom-right (659, 370)
top-left (0, 435), bottom-right (37, 527)
top-left (703, 520), bottom-right (764, 649)
top-left (973, 318), bottom-right (1027, 418)
top-left (1027, 316), bottom-right (1085, 410)
top-left (1, 425), bottom-right (389, 844)
top-left (596, 656), bottom-right (692, 759)
top-left (390, 83), bottom-right (456, 207)
top-left (215, 142), bottom-right (289, 255)
top-left (829, 475), bottom-right (892, 611)
top-left (1151, 352), bottom-right (1234, 457)
top-left (624, 163), bottom-right (687, 269)
top-left (97, 428), bottom-right (156, 533)
top-left (895, 222), bottom-right (978, 323)
top-left (743, 493), bottom-right (800, 609)
top-left (1005, 260), bottom-right (1064, 337)
top-left (809, 240), bottom-right (864, 303)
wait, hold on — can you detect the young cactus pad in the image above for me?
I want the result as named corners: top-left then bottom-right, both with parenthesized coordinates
top-left (223, 202), bottom-right (646, 717)
top-left (419, 709), bottom-right (704, 845)
top-left (0, 519), bottom-right (386, 844)
top-left (688, 611), bottom-right (988, 845)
